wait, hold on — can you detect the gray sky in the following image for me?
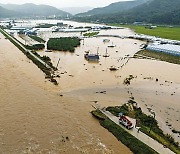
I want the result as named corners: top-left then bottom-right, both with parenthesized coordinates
top-left (0, 0), bottom-right (129, 7)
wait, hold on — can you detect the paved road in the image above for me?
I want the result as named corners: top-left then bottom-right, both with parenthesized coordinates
top-left (1, 29), bottom-right (52, 70)
top-left (99, 109), bottom-right (174, 154)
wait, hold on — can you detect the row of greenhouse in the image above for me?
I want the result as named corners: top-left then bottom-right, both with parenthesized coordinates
top-left (129, 34), bottom-right (180, 45)
top-left (146, 43), bottom-right (180, 56)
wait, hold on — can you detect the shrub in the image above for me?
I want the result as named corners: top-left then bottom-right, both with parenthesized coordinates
top-left (29, 35), bottom-right (46, 43)
top-left (25, 44), bottom-right (45, 50)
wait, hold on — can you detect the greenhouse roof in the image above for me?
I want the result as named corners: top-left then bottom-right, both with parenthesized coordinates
top-left (147, 44), bottom-right (180, 53)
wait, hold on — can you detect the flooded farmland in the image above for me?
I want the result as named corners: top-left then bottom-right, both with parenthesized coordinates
top-left (0, 20), bottom-right (180, 153)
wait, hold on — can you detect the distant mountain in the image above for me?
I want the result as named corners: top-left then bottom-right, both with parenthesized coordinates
top-left (60, 7), bottom-right (93, 15)
top-left (77, 0), bottom-right (150, 16)
top-left (0, 6), bottom-right (21, 18)
top-left (74, 0), bottom-right (180, 25)
top-left (0, 3), bottom-right (71, 17)
top-left (119, 0), bottom-right (180, 24)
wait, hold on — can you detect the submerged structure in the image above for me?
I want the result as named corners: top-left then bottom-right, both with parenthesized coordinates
top-left (84, 53), bottom-right (99, 61)
top-left (146, 43), bottom-right (180, 56)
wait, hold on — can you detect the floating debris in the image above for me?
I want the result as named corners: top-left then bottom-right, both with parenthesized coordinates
top-left (108, 42), bottom-right (116, 48)
top-left (103, 39), bottom-right (110, 43)
top-left (45, 50), bottom-right (52, 52)
top-left (109, 66), bottom-right (118, 71)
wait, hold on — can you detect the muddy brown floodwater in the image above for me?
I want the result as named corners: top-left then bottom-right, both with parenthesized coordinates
top-left (38, 27), bottom-right (180, 143)
top-left (0, 32), bottom-right (131, 153)
top-left (0, 22), bottom-right (180, 153)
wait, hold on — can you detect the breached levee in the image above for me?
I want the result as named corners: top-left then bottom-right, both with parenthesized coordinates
top-left (0, 32), bottom-right (131, 153)
top-left (0, 19), bottom-right (180, 153)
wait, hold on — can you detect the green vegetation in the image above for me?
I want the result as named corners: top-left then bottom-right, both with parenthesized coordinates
top-left (106, 103), bottom-right (180, 154)
top-left (134, 50), bottom-right (180, 65)
top-left (75, 0), bottom-right (180, 25)
top-left (111, 24), bottom-right (180, 41)
top-left (91, 110), bottom-right (158, 154)
top-left (47, 37), bottom-right (81, 52)
top-left (83, 32), bottom-right (99, 37)
top-left (32, 51), bottom-right (56, 70)
top-left (28, 35), bottom-right (46, 43)
top-left (77, 0), bottom-right (148, 16)
top-left (25, 44), bottom-right (45, 50)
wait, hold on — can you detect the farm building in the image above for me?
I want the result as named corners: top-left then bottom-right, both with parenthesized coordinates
top-left (84, 53), bottom-right (99, 61)
top-left (146, 43), bottom-right (180, 56)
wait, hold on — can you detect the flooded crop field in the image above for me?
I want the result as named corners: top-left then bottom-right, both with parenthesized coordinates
top-left (0, 20), bottom-right (180, 153)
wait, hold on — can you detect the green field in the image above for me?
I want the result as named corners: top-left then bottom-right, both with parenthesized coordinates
top-left (83, 32), bottom-right (99, 37)
top-left (135, 50), bottom-right (180, 65)
top-left (110, 24), bottom-right (180, 41)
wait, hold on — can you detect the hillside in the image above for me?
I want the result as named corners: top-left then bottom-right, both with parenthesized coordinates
top-left (0, 3), bottom-right (71, 17)
top-left (120, 0), bottom-right (180, 24)
top-left (74, 0), bottom-right (180, 25)
top-left (60, 7), bottom-right (93, 15)
top-left (0, 6), bottom-right (21, 18)
top-left (77, 0), bottom-right (150, 16)
top-left (153, 9), bottom-right (180, 25)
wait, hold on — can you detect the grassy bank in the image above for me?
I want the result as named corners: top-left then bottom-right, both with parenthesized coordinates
top-left (110, 24), bottom-right (180, 41)
top-left (83, 32), bottom-right (99, 37)
top-left (91, 110), bottom-right (158, 154)
top-left (47, 37), bottom-right (81, 52)
top-left (28, 35), bottom-right (46, 43)
top-left (25, 44), bottom-right (45, 50)
top-left (0, 28), bottom-right (58, 85)
top-left (106, 102), bottom-right (180, 154)
top-left (134, 50), bottom-right (180, 65)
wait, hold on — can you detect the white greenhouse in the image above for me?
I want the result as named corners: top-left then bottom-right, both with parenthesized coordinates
top-left (146, 44), bottom-right (180, 56)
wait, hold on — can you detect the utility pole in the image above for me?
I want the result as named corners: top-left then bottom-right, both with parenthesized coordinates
top-left (97, 47), bottom-right (99, 54)
top-left (56, 58), bottom-right (61, 69)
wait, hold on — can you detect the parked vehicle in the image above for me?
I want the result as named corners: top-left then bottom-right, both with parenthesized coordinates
top-left (119, 113), bottom-right (133, 129)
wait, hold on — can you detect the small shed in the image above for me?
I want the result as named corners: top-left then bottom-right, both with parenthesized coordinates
top-left (84, 54), bottom-right (99, 61)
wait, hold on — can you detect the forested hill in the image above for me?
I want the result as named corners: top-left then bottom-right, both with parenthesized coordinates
top-left (0, 6), bottom-right (20, 18)
top-left (74, 0), bottom-right (180, 25)
top-left (0, 3), bottom-right (71, 18)
top-left (77, 0), bottom-right (149, 16)
top-left (120, 0), bottom-right (180, 24)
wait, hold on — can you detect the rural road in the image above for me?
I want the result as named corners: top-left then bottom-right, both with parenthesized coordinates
top-left (98, 107), bottom-right (175, 154)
